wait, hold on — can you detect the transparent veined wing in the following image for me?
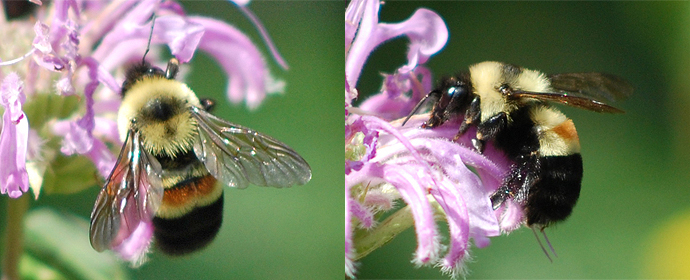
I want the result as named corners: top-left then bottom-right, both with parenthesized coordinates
top-left (89, 130), bottom-right (163, 252)
top-left (548, 72), bottom-right (633, 103)
top-left (510, 90), bottom-right (625, 113)
top-left (190, 106), bottom-right (312, 189)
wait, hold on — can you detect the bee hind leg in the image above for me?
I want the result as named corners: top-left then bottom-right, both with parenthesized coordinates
top-left (490, 155), bottom-right (541, 210)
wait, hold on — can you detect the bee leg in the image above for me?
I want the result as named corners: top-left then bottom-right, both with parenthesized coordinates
top-left (454, 96), bottom-right (481, 140)
top-left (199, 98), bottom-right (216, 112)
top-left (474, 112), bottom-right (508, 153)
top-left (165, 58), bottom-right (180, 79)
top-left (490, 155), bottom-right (541, 210)
top-left (472, 138), bottom-right (485, 153)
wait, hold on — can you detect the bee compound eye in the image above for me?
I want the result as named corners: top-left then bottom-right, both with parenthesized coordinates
top-left (447, 87), bottom-right (457, 97)
top-left (498, 84), bottom-right (511, 94)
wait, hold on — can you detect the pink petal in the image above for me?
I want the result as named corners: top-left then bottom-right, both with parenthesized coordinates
top-left (113, 221), bottom-right (154, 266)
top-left (0, 74), bottom-right (29, 198)
top-left (92, 6), bottom-right (204, 68)
top-left (345, 183), bottom-right (357, 278)
top-left (358, 66), bottom-right (433, 120)
top-left (189, 16), bottom-right (271, 109)
top-left (345, 0), bottom-right (447, 90)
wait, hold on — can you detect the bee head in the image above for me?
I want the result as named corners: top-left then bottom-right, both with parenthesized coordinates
top-left (425, 74), bottom-right (473, 128)
top-left (122, 62), bottom-right (165, 96)
top-left (121, 59), bottom-right (180, 96)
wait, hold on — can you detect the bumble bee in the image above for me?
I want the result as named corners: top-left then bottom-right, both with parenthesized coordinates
top-left (405, 61), bottom-right (631, 229)
top-left (89, 58), bottom-right (312, 259)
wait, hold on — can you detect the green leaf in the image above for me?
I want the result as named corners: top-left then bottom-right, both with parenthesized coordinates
top-left (22, 94), bottom-right (81, 129)
top-left (23, 208), bottom-right (129, 280)
top-left (19, 253), bottom-right (70, 280)
top-left (42, 154), bottom-right (99, 195)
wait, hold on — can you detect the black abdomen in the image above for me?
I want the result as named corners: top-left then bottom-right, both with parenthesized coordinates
top-left (153, 193), bottom-right (224, 255)
top-left (524, 154), bottom-right (583, 227)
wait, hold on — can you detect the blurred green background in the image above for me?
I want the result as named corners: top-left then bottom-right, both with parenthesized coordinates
top-left (0, 1), bottom-right (343, 279)
top-left (355, 2), bottom-right (690, 279)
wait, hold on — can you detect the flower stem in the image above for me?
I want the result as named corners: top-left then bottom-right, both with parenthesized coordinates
top-left (2, 195), bottom-right (29, 280)
top-left (353, 197), bottom-right (445, 261)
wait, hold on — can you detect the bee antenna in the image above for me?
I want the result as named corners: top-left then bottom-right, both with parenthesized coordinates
top-left (401, 91), bottom-right (434, 127)
top-left (142, 15), bottom-right (157, 64)
top-left (542, 229), bottom-right (558, 258)
top-left (531, 226), bottom-right (554, 262)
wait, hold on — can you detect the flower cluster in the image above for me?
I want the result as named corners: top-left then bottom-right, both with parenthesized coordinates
top-left (0, 0), bottom-right (285, 264)
top-left (345, 0), bottom-right (524, 278)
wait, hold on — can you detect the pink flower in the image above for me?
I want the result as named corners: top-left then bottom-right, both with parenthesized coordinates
top-left (0, 73), bottom-right (29, 198)
top-left (345, 1), bottom-right (523, 278)
top-left (0, 0), bottom-right (285, 265)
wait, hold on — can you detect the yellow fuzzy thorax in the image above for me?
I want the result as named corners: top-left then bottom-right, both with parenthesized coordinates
top-left (118, 76), bottom-right (202, 157)
top-left (469, 61), bottom-right (552, 122)
top-left (138, 111), bottom-right (197, 157)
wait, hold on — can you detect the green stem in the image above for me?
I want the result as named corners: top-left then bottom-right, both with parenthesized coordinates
top-left (2, 195), bottom-right (29, 280)
top-left (353, 196), bottom-right (445, 261)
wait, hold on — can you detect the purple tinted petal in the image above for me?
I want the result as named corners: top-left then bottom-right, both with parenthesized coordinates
top-left (153, 15), bottom-right (204, 63)
top-left (350, 197), bottom-right (375, 229)
top-left (345, 0), bottom-right (379, 90)
top-left (395, 114), bottom-right (512, 176)
top-left (379, 164), bottom-right (440, 264)
top-left (93, 14), bottom-right (204, 68)
top-left (349, 162), bottom-right (440, 265)
top-left (247, 13), bottom-right (286, 68)
top-left (78, 57), bottom-right (99, 133)
top-left (346, 1), bottom-right (447, 90)
top-left (85, 139), bottom-right (116, 178)
top-left (56, 58), bottom-right (100, 155)
top-left (160, 0), bottom-right (186, 15)
top-left (345, 0), bottom-right (365, 52)
top-left (0, 112), bottom-right (30, 198)
top-left (345, 115), bottom-right (367, 141)
top-left (0, 73), bottom-right (26, 111)
top-left (49, 0), bottom-right (79, 50)
top-left (32, 21), bottom-right (52, 53)
top-left (79, 0), bottom-right (139, 50)
top-left (55, 77), bottom-right (75, 95)
top-left (413, 139), bottom-right (500, 237)
top-left (0, 74), bottom-right (29, 198)
top-left (60, 20), bottom-right (80, 67)
top-left (189, 16), bottom-right (270, 109)
top-left (362, 188), bottom-right (396, 211)
top-left (358, 66), bottom-right (433, 120)
top-left (30, 21), bottom-right (68, 72)
top-left (59, 121), bottom-right (93, 155)
top-left (496, 200), bottom-right (525, 232)
top-left (430, 181), bottom-right (469, 275)
top-left (345, 160), bottom-right (363, 175)
top-left (394, 9), bottom-right (448, 66)
top-left (345, 183), bottom-right (357, 278)
top-left (93, 116), bottom-right (121, 144)
top-left (112, 220), bottom-right (153, 265)
top-left (234, 4), bottom-right (288, 69)
top-left (360, 115), bottom-right (433, 174)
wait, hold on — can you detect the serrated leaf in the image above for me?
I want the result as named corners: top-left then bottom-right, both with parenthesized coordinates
top-left (23, 208), bottom-right (129, 280)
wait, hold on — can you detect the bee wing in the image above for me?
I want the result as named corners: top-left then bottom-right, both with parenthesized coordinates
top-left (89, 130), bottom-right (163, 252)
top-left (190, 106), bottom-right (312, 189)
top-left (511, 90), bottom-right (625, 113)
top-left (547, 72), bottom-right (633, 103)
